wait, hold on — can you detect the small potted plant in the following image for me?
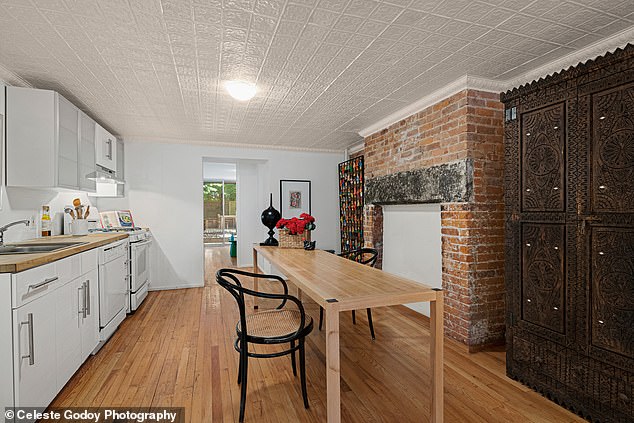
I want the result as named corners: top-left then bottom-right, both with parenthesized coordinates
top-left (276, 213), bottom-right (316, 248)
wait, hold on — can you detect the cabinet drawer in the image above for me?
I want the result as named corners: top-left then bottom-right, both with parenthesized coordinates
top-left (81, 249), bottom-right (98, 274)
top-left (12, 263), bottom-right (57, 309)
top-left (56, 254), bottom-right (81, 284)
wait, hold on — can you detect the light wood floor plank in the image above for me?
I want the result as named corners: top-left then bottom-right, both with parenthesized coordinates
top-left (49, 246), bottom-right (585, 423)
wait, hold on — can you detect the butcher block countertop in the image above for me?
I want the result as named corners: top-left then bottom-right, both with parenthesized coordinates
top-left (0, 233), bottom-right (128, 273)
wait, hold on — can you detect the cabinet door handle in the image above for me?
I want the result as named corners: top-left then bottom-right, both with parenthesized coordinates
top-left (106, 139), bottom-right (113, 160)
top-left (28, 276), bottom-right (58, 291)
top-left (85, 280), bottom-right (91, 316)
top-left (78, 284), bottom-right (86, 318)
top-left (21, 313), bottom-right (34, 366)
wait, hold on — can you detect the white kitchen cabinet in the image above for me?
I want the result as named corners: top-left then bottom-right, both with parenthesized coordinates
top-left (95, 123), bottom-right (117, 171)
top-left (58, 95), bottom-right (80, 188)
top-left (80, 269), bottom-right (99, 359)
top-left (0, 275), bottom-right (13, 412)
top-left (6, 87), bottom-right (81, 190)
top-left (55, 277), bottom-right (83, 388)
top-left (116, 139), bottom-right (125, 196)
top-left (55, 266), bottom-right (98, 387)
top-left (80, 112), bottom-right (97, 192)
top-left (12, 289), bottom-right (58, 408)
top-left (4, 248), bottom-right (104, 415)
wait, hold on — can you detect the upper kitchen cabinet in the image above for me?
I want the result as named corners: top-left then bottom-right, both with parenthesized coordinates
top-left (116, 139), bottom-right (124, 197)
top-left (79, 112), bottom-right (97, 193)
top-left (95, 123), bottom-right (117, 172)
top-left (6, 87), bottom-right (80, 190)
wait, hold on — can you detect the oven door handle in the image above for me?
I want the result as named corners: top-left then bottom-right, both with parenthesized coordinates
top-left (132, 240), bottom-right (152, 248)
top-left (102, 241), bottom-right (127, 252)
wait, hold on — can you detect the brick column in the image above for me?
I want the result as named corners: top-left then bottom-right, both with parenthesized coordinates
top-left (362, 89), bottom-right (506, 350)
top-left (363, 204), bottom-right (383, 268)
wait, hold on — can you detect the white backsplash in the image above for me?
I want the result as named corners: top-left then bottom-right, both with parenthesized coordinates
top-left (0, 186), bottom-right (95, 242)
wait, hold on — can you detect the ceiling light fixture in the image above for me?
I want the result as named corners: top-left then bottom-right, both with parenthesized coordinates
top-left (225, 80), bottom-right (257, 101)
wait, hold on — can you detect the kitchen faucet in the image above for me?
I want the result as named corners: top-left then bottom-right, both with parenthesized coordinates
top-left (0, 220), bottom-right (30, 246)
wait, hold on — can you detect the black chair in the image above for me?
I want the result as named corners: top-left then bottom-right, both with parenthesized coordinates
top-left (319, 248), bottom-right (379, 339)
top-left (216, 268), bottom-right (313, 422)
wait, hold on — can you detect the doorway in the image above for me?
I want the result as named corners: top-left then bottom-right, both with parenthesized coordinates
top-left (203, 163), bottom-right (237, 246)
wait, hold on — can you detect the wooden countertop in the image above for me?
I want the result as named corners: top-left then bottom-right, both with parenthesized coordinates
top-left (0, 233), bottom-right (129, 273)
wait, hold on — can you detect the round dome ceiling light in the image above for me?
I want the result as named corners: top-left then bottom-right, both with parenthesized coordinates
top-left (225, 80), bottom-right (257, 101)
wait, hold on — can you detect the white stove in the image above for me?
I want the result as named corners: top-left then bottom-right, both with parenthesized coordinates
top-left (90, 227), bottom-right (152, 312)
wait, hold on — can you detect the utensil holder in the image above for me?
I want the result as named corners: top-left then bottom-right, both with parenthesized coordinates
top-left (71, 219), bottom-right (89, 236)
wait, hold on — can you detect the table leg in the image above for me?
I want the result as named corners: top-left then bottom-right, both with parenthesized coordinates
top-left (325, 303), bottom-right (341, 423)
top-left (430, 291), bottom-right (444, 423)
top-left (252, 248), bottom-right (259, 310)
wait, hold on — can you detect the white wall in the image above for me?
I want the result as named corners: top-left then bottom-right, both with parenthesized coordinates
top-left (382, 204), bottom-right (443, 317)
top-left (203, 161), bottom-right (236, 182)
top-left (0, 82), bottom-right (95, 241)
top-left (98, 141), bottom-right (344, 290)
top-left (236, 161), bottom-right (261, 268)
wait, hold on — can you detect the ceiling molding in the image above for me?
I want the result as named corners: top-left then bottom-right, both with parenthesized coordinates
top-left (124, 136), bottom-right (344, 154)
top-left (358, 27), bottom-right (634, 140)
top-left (347, 142), bottom-right (364, 155)
top-left (358, 75), bottom-right (506, 138)
top-left (506, 26), bottom-right (634, 90)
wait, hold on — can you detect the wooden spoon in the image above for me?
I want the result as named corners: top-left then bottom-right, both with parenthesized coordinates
top-left (84, 206), bottom-right (90, 219)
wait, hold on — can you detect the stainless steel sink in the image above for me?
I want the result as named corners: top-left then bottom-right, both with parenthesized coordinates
top-left (0, 242), bottom-right (87, 255)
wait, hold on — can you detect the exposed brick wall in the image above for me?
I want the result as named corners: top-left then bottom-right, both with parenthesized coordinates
top-left (349, 149), bottom-right (364, 160)
top-left (365, 90), bottom-right (470, 178)
top-left (363, 204), bottom-right (383, 268)
top-left (363, 89), bottom-right (505, 350)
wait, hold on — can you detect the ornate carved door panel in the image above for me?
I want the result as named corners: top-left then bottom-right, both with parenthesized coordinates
top-left (521, 104), bottom-right (566, 212)
top-left (521, 223), bottom-right (565, 333)
top-left (591, 228), bottom-right (634, 359)
top-left (591, 83), bottom-right (634, 213)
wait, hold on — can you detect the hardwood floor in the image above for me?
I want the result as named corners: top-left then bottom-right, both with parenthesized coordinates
top-left (51, 246), bottom-right (585, 422)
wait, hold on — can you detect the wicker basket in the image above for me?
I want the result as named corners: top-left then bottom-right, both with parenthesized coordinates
top-left (279, 229), bottom-right (311, 249)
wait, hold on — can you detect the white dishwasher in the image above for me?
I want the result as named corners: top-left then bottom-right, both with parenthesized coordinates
top-left (97, 239), bottom-right (129, 350)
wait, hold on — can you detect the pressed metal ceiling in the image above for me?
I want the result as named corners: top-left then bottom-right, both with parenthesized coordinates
top-left (0, 0), bottom-right (633, 151)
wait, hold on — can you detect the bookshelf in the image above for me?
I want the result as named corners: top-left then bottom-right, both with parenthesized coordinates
top-left (338, 156), bottom-right (364, 254)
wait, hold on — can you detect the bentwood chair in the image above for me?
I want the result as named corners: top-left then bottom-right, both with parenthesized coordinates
top-left (216, 268), bottom-right (313, 422)
top-left (319, 248), bottom-right (379, 339)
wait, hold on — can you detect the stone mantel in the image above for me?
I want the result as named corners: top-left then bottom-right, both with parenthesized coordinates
top-left (365, 158), bottom-right (473, 205)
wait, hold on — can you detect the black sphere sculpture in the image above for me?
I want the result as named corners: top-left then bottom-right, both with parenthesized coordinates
top-left (260, 193), bottom-right (281, 246)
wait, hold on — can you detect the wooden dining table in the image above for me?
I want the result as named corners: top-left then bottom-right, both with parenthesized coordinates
top-left (252, 245), bottom-right (444, 423)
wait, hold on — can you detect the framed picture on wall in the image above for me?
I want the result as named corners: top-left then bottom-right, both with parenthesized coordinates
top-left (280, 179), bottom-right (311, 218)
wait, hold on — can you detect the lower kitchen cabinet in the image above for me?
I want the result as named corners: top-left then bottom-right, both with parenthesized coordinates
top-left (80, 269), bottom-right (99, 360)
top-left (55, 277), bottom-right (84, 388)
top-left (12, 290), bottom-right (58, 408)
top-left (56, 268), bottom-right (99, 387)
top-left (0, 248), bottom-right (104, 422)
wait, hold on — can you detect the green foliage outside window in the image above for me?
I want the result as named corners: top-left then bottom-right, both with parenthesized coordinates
top-left (203, 182), bottom-right (236, 201)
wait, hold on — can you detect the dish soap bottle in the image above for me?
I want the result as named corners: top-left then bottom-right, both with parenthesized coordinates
top-left (41, 205), bottom-right (51, 237)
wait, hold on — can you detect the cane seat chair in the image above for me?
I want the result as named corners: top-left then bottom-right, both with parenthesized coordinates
top-left (216, 268), bottom-right (313, 422)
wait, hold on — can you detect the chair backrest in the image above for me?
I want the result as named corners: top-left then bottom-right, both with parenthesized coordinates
top-left (339, 248), bottom-right (379, 267)
top-left (216, 268), bottom-right (307, 341)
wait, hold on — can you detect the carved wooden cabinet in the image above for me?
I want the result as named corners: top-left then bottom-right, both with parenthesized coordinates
top-left (502, 45), bottom-right (634, 422)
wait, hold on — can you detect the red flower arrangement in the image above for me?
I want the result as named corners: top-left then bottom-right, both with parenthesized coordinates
top-left (276, 213), bottom-right (316, 235)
